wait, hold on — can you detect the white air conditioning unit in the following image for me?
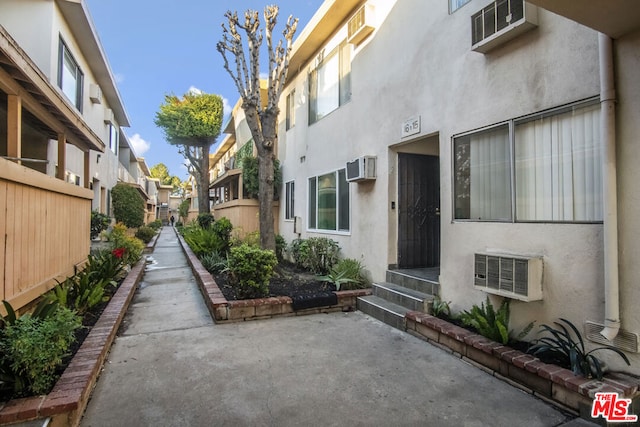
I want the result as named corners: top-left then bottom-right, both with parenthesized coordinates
top-left (89, 84), bottom-right (102, 104)
top-left (346, 155), bottom-right (377, 182)
top-left (473, 252), bottom-right (543, 301)
top-left (104, 108), bottom-right (114, 124)
top-left (347, 3), bottom-right (375, 45)
top-left (471, 0), bottom-right (538, 53)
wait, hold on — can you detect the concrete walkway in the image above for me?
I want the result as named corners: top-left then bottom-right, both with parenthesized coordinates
top-left (80, 227), bottom-right (596, 427)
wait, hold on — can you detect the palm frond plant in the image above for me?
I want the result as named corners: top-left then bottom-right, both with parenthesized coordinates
top-left (459, 297), bottom-right (534, 345)
top-left (527, 318), bottom-right (630, 380)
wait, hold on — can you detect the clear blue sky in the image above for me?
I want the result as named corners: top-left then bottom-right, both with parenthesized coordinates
top-left (85, 0), bottom-right (323, 180)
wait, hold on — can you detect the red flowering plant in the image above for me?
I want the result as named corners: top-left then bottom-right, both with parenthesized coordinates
top-left (112, 247), bottom-right (126, 259)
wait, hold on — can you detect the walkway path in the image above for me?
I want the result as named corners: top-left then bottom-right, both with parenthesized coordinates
top-left (80, 227), bottom-right (595, 427)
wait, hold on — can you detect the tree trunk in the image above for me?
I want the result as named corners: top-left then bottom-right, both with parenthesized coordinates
top-left (256, 111), bottom-right (277, 252)
top-left (197, 143), bottom-right (212, 214)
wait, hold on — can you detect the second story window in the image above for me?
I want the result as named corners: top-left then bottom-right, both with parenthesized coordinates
top-left (308, 42), bottom-right (351, 124)
top-left (286, 90), bottom-right (296, 130)
top-left (109, 124), bottom-right (118, 154)
top-left (58, 38), bottom-right (83, 112)
top-left (450, 0), bottom-right (471, 13)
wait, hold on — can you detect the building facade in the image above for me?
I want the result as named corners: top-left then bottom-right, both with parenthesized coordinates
top-left (277, 0), bottom-right (640, 374)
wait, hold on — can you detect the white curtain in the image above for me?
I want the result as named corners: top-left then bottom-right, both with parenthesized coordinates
top-left (469, 126), bottom-right (511, 220)
top-left (515, 104), bottom-right (601, 221)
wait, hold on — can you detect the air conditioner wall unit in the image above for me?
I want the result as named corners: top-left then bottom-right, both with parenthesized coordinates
top-left (473, 252), bottom-right (543, 301)
top-left (347, 3), bottom-right (375, 45)
top-left (346, 155), bottom-right (377, 182)
top-left (89, 84), bottom-right (102, 104)
top-left (104, 108), bottom-right (114, 124)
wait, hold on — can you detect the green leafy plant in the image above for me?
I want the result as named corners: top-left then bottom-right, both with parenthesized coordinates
top-left (197, 212), bottom-right (215, 229)
top-left (275, 234), bottom-right (286, 263)
top-left (183, 227), bottom-right (225, 258)
top-left (178, 200), bottom-right (190, 222)
top-left (135, 225), bottom-right (156, 244)
top-left (105, 223), bottom-right (144, 266)
top-left (0, 307), bottom-right (81, 395)
top-left (200, 252), bottom-right (228, 274)
top-left (148, 219), bottom-right (163, 230)
top-left (288, 237), bottom-right (340, 274)
top-left (90, 211), bottom-right (110, 240)
top-left (431, 296), bottom-right (452, 319)
top-left (331, 258), bottom-right (368, 290)
top-left (242, 156), bottom-right (282, 199)
top-left (527, 318), bottom-right (630, 380)
top-left (317, 269), bottom-right (356, 291)
top-left (459, 297), bottom-right (533, 345)
top-left (211, 217), bottom-right (233, 253)
top-left (55, 267), bottom-right (114, 315)
top-left (111, 183), bottom-right (145, 228)
top-left (87, 249), bottom-right (126, 282)
top-left (227, 244), bottom-right (277, 299)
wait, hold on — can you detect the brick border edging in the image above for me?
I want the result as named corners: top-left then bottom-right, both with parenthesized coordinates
top-left (175, 230), bottom-right (372, 323)
top-left (0, 260), bottom-right (145, 426)
top-left (405, 311), bottom-right (640, 419)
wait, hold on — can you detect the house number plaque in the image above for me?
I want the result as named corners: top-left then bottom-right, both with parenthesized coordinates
top-left (402, 115), bottom-right (421, 138)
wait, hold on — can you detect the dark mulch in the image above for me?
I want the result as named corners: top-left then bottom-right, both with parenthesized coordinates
top-left (214, 262), bottom-right (336, 301)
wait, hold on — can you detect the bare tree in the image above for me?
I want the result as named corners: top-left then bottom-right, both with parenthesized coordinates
top-left (217, 6), bottom-right (298, 251)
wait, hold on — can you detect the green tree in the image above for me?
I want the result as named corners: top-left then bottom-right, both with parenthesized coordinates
top-left (150, 163), bottom-right (183, 195)
top-left (178, 199), bottom-right (190, 223)
top-left (217, 6), bottom-right (298, 251)
top-left (111, 183), bottom-right (145, 228)
top-left (154, 92), bottom-right (223, 214)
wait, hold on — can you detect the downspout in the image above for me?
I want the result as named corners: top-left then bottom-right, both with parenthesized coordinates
top-left (598, 33), bottom-right (620, 342)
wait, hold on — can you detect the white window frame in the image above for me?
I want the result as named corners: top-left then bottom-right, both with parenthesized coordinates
top-left (450, 0), bottom-right (471, 14)
top-left (308, 169), bottom-right (350, 232)
top-left (452, 98), bottom-right (602, 223)
top-left (286, 90), bottom-right (295, 130)
top-left (285, 180), bottom-right (295, 220)
top-left (308, 42), bottom-right (351, 125)
top-left (58, 38), bottom-right (83, 112)
top-left (109, 124), bottom-right (118, 154)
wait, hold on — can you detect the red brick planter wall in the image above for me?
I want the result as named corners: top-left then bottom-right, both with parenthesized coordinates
top-left (0, 259), bottom-right (145, 426)
top-left (405, 311), bottom-right (640, 422)
top-left (176, 232), bottom-right (371, 323)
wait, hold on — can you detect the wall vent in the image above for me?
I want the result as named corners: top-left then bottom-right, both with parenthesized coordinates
top-left (584, 321), bottom-right (639, 353)
top-left (471, 0), bottom-right (538, 53)
top-left (347, 3), bottom-right (375, 45)
top-left (474, 252), bottom-right (542, 301)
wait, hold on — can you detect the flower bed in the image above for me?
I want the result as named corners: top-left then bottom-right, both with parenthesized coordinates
top-left (404, 311), bottom-right (640, 421)
top-left (0, 260), bottom-right (144, 426)
top-left (177, 233), bottom-right (371, 323)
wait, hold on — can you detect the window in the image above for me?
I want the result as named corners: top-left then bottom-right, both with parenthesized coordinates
top-left (309, 42), bottom-right (351, 124)
top-left (454, 100), bottom-right (601, 222)
top-left (109, 124), bottom-right (118, 154)
top-left (58, 38), bottom-right (83, 111)
top-left (450, 0), bottom-right (471, 13)
top-left (286, 90), bottom-right (295, 130)
top-left (308, 169), bottom-right (350, 231)
top-left (285, 181), bottom-right (295, 220)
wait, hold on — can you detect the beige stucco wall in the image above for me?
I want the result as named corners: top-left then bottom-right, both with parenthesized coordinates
top-left (278, 0), bottom-right (639, 373)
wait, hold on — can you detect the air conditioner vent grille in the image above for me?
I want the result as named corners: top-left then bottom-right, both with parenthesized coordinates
top-left (474, 252), bottom-right (542, 301)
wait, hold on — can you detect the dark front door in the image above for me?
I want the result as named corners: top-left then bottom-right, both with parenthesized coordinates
top-left (398, 153), bottom-right (440, 268)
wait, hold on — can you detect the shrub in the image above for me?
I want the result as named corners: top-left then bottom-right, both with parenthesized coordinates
top-left (197, 212), bottom-right (215, 229)
top-left (200, 252), bottom-right (228, 274)
top-left (183, 227), bottom-right (225, 257)
top-left (242, 156), bottom-right (282, 199)
top-left (227, 244), bottom-right (277, 299)
top-left (289, 237), bottom-right (340, 274)
top-left (105, 223), bottom-right (144, 266)
top-left (331, 258), bottom-right (368, 290)
top-left (111, 184), bottom-right (145, 228)
top-left (431, 296), bottom-right (452, 319)
top-left (178, 199), bottom-right (190, 221)
top-left (90, 211), bottom-right (110, 240)
top-left (135, 225), bottom-right (156, 244)
top-left (528, 318), bottom-right (630, 379)
top-left (0, 307), bottom-right (82, 395)
top-left (275, 235), bottom-right (286, 263)
top-left (212, 217), bottom-right (233, 253)
top-left (148, 219), bottom-right (163, 230)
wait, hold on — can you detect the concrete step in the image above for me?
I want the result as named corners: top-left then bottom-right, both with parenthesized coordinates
top-left (357, 295), bottom-right (409, 330)
top-left (386, 270), bottom-right (439, 295)
top-left (372, 282), bottom-right (433, 312)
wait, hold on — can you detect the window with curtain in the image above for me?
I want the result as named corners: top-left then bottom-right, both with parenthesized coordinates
top-left (286, 90), bottom-right (295, 130)
top-left (285, 181), bottom-right (295, 220)
top-left (308, 42), bottom-right (351, 124)
top-left (453, 100), bottom-right (601, 223)
top-left (515, 103), bottom-right (601, 221)
top-left (308, 169), bottom-right (350, 231)
top-left (109, 124), bottom-right (118, 154)
top-left (58, 38), bottom-right (83, 112)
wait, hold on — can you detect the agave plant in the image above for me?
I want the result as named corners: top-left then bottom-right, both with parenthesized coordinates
top-left (528, 318), bottom-right (630, 380)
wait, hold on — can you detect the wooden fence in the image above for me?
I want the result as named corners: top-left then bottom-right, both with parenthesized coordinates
top-left (0, 159), bottom-right (92, 311)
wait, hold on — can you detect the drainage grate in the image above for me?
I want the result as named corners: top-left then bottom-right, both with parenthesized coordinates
top-left (584, 321), bottom-right (639, 353)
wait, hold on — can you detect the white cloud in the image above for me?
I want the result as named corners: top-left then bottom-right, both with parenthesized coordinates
top-left (114, 73), bottom-right (125, 84)
top-left (187, 86), bottom-right (203, 95)
top-left (223, 97), bottom-right (232, 118)
top-left (129, 133), bottom-right (151, 156)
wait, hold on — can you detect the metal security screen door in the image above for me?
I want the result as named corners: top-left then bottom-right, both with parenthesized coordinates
top-left (398, 154), bottom-right (440, 268)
